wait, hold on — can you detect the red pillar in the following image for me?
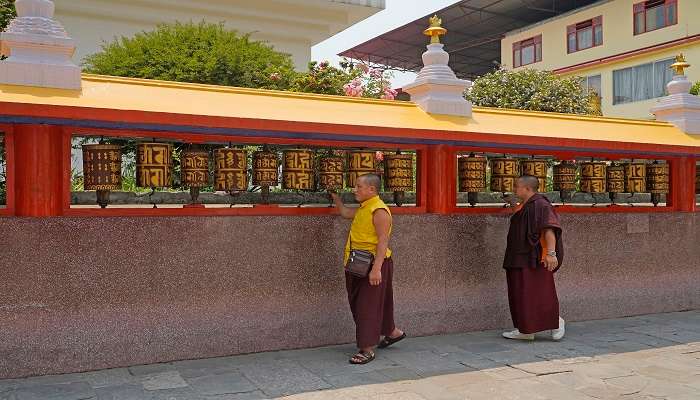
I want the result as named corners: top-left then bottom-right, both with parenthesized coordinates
top-left (668, 157), bottom-right (696, 212)
top-left (425, 145), bottom-right (456, 214)
top-left (14, 124), bottom-right (66, 216)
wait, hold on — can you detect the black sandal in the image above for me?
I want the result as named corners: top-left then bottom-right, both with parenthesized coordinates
top-left (349, 351), bottom-right (375, 365)
top-left (378, 332), bottom-right (406, 349)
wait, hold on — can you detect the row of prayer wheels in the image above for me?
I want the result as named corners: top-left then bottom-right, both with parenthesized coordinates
top-left (82, 143), bottom-right (415, 207)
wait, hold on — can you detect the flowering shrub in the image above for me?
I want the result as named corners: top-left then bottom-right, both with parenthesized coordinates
top-left (466, 68), bottom-right (600, 115)
top-left (0, 0), bottom-right (14, 33)
top-left (292, 59), bottom-right (397, 100)
top-left (690, 81), bottom-right (700, 96)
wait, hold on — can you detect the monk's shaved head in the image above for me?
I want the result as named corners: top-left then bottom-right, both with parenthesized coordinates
top-left (517, 175), bottom-right (540, 192)
top-left (358, 173), bottom-right (382, 193)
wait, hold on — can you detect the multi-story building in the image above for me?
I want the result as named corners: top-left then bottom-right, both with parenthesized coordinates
top-left (501, 0), bottom-right (699, 119)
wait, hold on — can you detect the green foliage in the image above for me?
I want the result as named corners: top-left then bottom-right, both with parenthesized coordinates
top-left (691, 81), bottom-right (700, 96)
top-left (83, 21), bottom-right (298, 90)
top-left (290, 61), bottom-right (355, 96)
top-left (466, 69), bottom-right (600, 115)
top-left (0, 0), bottom-right (15, 33)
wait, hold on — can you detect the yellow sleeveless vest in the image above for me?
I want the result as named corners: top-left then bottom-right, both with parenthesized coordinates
top-left (344, 195), bottom-right (392, 265)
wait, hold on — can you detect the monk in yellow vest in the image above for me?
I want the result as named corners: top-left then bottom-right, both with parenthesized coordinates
top-left (331, 173), bottom-right (405, 364)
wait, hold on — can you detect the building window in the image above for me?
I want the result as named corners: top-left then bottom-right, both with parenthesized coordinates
top-left (567, 16), bottom-right (603, 53)
top-left (513, 35), bottom-right (542, 67)
top-left (583, 75), bottom-right (602, 113)
top-left (613, 58), bottom-right (674, 105)
top-left (634, 0), bottom-right (677, 35)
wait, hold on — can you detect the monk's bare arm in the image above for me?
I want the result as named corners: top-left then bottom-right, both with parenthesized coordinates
top-left (369, 209), bottom-right (391, 286)
top-left (330, 193), bottom-right (356, 219)
top-left (542, 228), bottom-right (558, 271)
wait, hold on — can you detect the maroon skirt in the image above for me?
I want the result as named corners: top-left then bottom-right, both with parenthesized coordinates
top-left (506, 267), bottom-right (560, 334)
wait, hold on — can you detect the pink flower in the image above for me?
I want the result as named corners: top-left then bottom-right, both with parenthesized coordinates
top-left (375, 151), bottom-right (384, 161)
top-left (370, 68), bottom-right (383, 79)
top-left (269, 72), bottom-right (281, 81)
top-left (319, 61), bottom-right (329, 70)
top-left (343, 81), bottom-right (364, 97)
top-left (380, 87), bottom-right (397, 100)
top-left (357, 63), bottom-right (370, 73)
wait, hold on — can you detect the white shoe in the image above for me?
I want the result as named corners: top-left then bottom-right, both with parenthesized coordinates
top-left (502, 329), bottom-right (535, 341)
top-left (551, 317), bottom-right (565, 341)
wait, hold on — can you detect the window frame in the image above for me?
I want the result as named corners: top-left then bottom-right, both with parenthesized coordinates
top-left (612, 57), bottom-right (674, 105)
top-left (567, 16), bottom-right (603, 53)
top-left (513, 35), bottom-right (542, 68)
top-left (633, 0), bottom-right (678, 35)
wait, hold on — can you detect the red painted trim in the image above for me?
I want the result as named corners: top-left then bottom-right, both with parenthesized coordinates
top-left (668, 157), bottom-right (697, 212)
top-left (554, 33), bottom-right (700, 75)
top-left (0, 124), bottom-right (15, 216)
top-left (64, 205), bottom-right (426, 217)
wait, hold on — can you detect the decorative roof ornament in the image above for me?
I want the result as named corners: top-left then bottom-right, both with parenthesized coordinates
top-left (0, 0), bottom-right (81, 90)
top-left (651, 53), bottom-right (700, 135)
top-left (670, 53), bottom-right (690, 76)
top-left (402, 15), bottom-right (472, 117)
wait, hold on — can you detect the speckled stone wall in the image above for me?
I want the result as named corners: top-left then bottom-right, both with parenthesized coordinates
top-left (0, 213), bottom-right (698, 378)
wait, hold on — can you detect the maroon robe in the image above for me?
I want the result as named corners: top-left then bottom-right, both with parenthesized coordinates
top-left (503, 194), bottom-right (564, 334)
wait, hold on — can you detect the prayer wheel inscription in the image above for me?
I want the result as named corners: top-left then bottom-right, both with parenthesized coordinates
top-left (252, 151), bottom-right (279, 187)
top-left (553, 162), bottom-right (577, 191)
top-left (580, 162), bottom-right (606, 193)
top-left (318, 156), bottom-right (344, 190)
top-left (136, 142), bottom-right (173, 188)
top-left (282, 150), bottom-right (314, 190)
top-left (384, 154), bottom-right (414, 192)
top-left (82, 144), bottom-right (122, 190)
top-left (214, 148), bottom-right (247, 192)
top-left (458, 156), bottom-right (487, 192)
top-left (520, 160), bottom-right (547, 193)
top-left (646, 163), bottom-right (669, 193)
top-left (181, 150), bottom-right (209, 188)
top-left (624, 163), bottom-right (647, 193)
top-left (348, 151), bottom-right (376, 188)
top-left (606, 165), bottom-right (625, 193)
top-left (490, 158), bottom-right (519, 193)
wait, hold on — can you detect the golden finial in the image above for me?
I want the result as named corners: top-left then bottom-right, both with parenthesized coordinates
top-left (423, 15), bottom-right (447, 44)
top-left (670, 53), bottom-right (690, 75)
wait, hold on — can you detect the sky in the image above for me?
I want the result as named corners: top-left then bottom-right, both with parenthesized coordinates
top-left (311, 0), bottom-right (459, 88)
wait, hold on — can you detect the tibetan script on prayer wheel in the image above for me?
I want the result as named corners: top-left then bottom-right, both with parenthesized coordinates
top-left (490, 158), bottom-right (519, 193)
top-left (458, 156), bottom-right (487, 193)
top-left (520, 160), bottom-right (548, 193)
top-left (646, 162), bottom-right (669, 194)
top-left (282, 149), bottom-right (315, 190)
top-left (318, 156), bottom-right (344, 190)
top-left (606, 164), bottom-right (625, 193)
top-left (136, 142), bottom-right (173, 188)
top-left (580, 162), bottom-right (606, 193)
top-left (181, 150), bottom-right (209, 188)
top-left (348, 151), bottom-right (376, 188)
top-left (82, 144), bottom-right (122, 191)
top-left (624, 162), bottom-right (647, 193)
top-left (252, 150), bottom-right (279, 187)
top-left (553, 162), bottom-right (577, 191)
top-left (214, 148), bottom-right (247, 192)
top-left (384, 153), bottom-right (414, 192)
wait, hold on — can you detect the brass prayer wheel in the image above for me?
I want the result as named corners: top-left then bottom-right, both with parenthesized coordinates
top-left (520, 159), bottom-right (547, 193)
top-left (318, 156), bottom-right (344, 190)
top-left (490, 158), bottom-right (519, 193)
top-left (252, 150), bottom-right (279, 187)
top-left (580, 161), bottom-right (606, 193)
top-left (214, 148), bottom-right (248, 192)
top-left (181, 150), bottom-right (209, 188)
top-left (624, 162), bottom-right (647, 193)
top-left (82, 143), bottom-right (122, 208)
top-left (606, 164), bottom-right (625, 193)
top-left (348, 150), bottom-right (376, 188)
top-left (552, 162), bottom-right (577, 192)
top-left (458, 155), bottom-right (487, 192)
top-left (646, 162), bottom-right (669, 194)
top-left (384, 153), bottom-right (414, 192)
top-left (136, 142), bottom-right (173, 188)
top-left (282, 149), bottom-right (314, 190)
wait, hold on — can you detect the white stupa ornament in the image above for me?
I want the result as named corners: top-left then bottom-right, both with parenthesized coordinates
top-left (403, 15), bottom-right (472, 117)
top-left (0, 0), bottom-right (81, 90)
top-left (650, 54), bottom-right (700, 135)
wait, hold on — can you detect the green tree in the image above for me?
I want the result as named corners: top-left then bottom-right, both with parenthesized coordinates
top-left (83, 21), bottom-right (297, 90)
top-left (690, 81), bottom-right (700, 96)
top-left (0, 0), bottom-right (14, 33)
top-left (466, 68), bottom-right (600, 115)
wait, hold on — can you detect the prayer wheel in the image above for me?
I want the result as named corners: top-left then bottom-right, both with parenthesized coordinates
top-left (490, 158), bottom-right (519, 193)
top-left (384, 153), bottom-right (414, 206)
top-left (181, 149), bottom-right (209, 205)
top-left (606, 164), bottom-right (625, 203)
top-left (348, 150), bottom-right (376, 188)
top-left (136, 142), bottom-right (173, 189)
top-left (214, 148), bottom-right (248, 192)
top-left (647, 161), bottom-right (669, 206)
top-left (282, 149), bottom-right (315, 190)
top-left (458, 155), bottom-right (487, 206)
top-left (82, 143), bottom-right (122, 208)
top-left (520, 159), bottom-right (548, 193)
top-left (624, 162), bottom-right (647, 194)
top-left (252, 150), bottom-right (279, 187)
top-left (579, 161), bottom-right (606, 193)
top-left (553, 162), bottom-right (577, 201)
top-left (318, 156), bottom-right (344, 191)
